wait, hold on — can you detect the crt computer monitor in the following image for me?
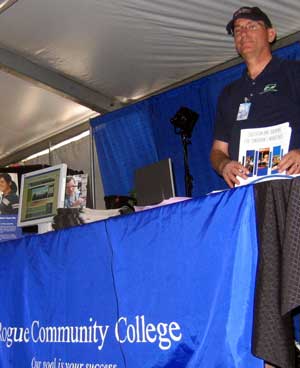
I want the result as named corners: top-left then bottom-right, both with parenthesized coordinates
top-left (17, 164), bottom-right (67, 232)
top-left (134, 158), bottom-right (176, 206)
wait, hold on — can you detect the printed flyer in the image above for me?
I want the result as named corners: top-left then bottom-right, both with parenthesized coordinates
top-left (236, 123), bottom-right (292, 186)
top-left (0, 172), bottom-right (22, 242)
top-left (64, 174), bottom-right (88, 208)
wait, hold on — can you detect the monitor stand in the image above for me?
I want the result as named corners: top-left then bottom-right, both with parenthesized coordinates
top-left (38, 222), bottom-right (53, 234)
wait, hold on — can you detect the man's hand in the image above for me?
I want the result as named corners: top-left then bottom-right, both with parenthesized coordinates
top-left (277, 149), bottom-right (300, 175)
top-left (221, 160), bottom-right (249, 188)
top-left (210, 140), bottom-right (249, 188)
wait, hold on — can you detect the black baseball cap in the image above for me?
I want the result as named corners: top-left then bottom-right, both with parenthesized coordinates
top-left (226, 7), bottom-right (273, 35)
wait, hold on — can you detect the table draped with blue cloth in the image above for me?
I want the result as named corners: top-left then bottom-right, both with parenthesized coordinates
top-left (0, 180), bottom-right (299, 368)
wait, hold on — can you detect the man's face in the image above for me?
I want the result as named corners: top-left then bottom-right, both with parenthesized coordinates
top-left (233, 18), bottom-right (275, 59)
top-left (66, 179), bottom-right (76, 196)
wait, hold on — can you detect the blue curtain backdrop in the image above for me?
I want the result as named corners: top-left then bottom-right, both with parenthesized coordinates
top-left (91, 42), bottom-right (300, 198)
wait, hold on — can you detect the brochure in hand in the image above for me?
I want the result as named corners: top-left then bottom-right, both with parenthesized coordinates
top-left (236, 122), bottom-right (292, 186)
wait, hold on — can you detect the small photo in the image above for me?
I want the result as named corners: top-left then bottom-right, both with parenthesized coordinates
top-left (257, 148), bottom-right (270, 176)
top-left (245, 150), bottom-right (255, 177)
top-left (64, 174), bottom-right (88, 208)
top-left (271, 145), bottom-right (281, 174)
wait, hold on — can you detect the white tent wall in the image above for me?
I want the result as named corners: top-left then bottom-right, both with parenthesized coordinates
top-left (0, 0), bottom-right (299, 165)
top-left (25, 135), bottom-right (106, 209)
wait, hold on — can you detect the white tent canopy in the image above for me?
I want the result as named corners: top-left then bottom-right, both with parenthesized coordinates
top-left (0, 0), bottom-right (299, 165)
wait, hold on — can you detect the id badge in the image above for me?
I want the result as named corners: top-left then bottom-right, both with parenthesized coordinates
top-left (236, 102), bottom-right (251, 121)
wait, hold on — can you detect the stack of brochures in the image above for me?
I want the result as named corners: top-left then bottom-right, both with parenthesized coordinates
top-left (236, 122), bottom-right (292, 186)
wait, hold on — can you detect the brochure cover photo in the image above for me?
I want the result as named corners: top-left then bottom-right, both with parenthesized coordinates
top-left (237, 123), bottom-right (292, 186)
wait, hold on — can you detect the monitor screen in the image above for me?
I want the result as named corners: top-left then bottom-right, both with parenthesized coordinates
top-left (17, 164), bottom-right (67, 228)
top-left (135, 158), bottom-right (175, 206)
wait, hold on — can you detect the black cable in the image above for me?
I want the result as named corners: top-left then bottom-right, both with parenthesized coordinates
top-left (104, 220), bottom-right (127, 368)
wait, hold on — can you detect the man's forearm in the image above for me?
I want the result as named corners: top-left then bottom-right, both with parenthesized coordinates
top-left (210, 149), bottom-right (231, 176)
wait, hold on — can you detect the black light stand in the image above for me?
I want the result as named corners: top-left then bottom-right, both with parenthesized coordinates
top-left (170, 107), bottom-right (199, 197)
top-left (181, 133), bottom-right (193, 197)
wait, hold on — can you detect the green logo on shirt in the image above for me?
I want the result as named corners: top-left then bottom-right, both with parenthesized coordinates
top-left (260, 83), bottom-right (278, 94)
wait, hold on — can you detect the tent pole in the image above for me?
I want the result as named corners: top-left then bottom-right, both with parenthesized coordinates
top-left (48, 142), bottom-right (52, 166)
top-left (89, 123), bottom-right (96, 209)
